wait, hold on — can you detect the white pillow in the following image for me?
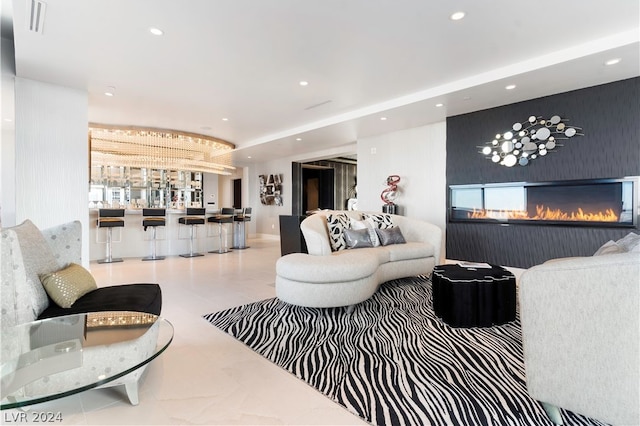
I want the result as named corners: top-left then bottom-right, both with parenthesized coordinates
top-left (593, 240), bottom-right (625, 256)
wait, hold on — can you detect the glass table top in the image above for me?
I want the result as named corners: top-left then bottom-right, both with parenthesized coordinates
top-left (1, 311), bottom-right (173, 409)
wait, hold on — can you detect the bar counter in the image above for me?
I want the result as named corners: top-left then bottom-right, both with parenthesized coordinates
top-left (89, 208), bottom-right (232, 261)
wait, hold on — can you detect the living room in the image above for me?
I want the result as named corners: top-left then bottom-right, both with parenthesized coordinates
top-left (1, 1), bottom-right (639, 425)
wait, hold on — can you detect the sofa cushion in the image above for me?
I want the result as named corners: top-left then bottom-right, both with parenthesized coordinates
top-left (5, 220), bottom-right (58, 317)
top-left (594, 240), bottom-right (625, 256)
top-left (376, 226), bottom-right (406, 246)
top-left (40, 263), bottom-right (98, 308)
top-left (386, 242), bottom-right (435, 262)
top-left (326, 213), bottom-right (351, 252)
top-left (276, 252), bottom-right (378, 283)
top-left (617, 232), bottom-right (640, 253)
top-left (38, 283), bottom-right (163, 319)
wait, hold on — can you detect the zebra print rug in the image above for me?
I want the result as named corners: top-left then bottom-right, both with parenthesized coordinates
top-left (203, 276), bottom-right (605, 426)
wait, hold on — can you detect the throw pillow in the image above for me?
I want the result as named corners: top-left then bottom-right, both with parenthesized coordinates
top-left (350, 217), bottom-right (380, 247)
top-left (7, 219), bottom-right (60, 316)
top-left (362, 213), bottom-right (394, 229)
top-left (326, 213), bottom-right (350, 251)
top-left (344, 228), bottom-right (373, 249)
top-left (376, 226), bottom-right (406, 246)
top-left (593, 240), bottom-right (624, 256)
top-left (616, 232), bottom-right (640, 253)
top-left (40, 263), bottom-right (98, 309)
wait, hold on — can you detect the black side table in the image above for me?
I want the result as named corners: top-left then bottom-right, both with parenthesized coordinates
top-left (431, 264), bottom-right (516, 328)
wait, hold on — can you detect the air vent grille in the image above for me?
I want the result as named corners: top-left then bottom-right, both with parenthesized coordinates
top-left (28, 0), bottom-right (47, 34)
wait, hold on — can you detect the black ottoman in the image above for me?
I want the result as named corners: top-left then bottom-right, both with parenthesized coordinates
top-left (431, 264), bottom-right (516, 327)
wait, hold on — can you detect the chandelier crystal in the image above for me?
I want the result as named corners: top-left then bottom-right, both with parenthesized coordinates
top-left (89, 125), bottom-right (236, 175)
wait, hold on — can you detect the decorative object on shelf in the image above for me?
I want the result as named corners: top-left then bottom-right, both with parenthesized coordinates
top-left (479, 115), bottom-right (584, 167)
top-left (260, 174), bottom-right (283, 205)
top-left (381, 175), bottom-right (400, 214)
top-left (89, 124), bottom-right (236, 175)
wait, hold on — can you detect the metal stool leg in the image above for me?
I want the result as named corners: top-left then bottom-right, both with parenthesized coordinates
top-left (142, 226), bottom-right (165, 261)
top-left (209, 222), bottom-right (231, 254)
top-left (180, 224), bottom-right (204, 258)
top-left (98, 227), bottom-right (123, 264)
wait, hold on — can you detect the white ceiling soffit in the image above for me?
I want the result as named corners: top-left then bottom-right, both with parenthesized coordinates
top-left (9, 0), bottom-right (640, 165)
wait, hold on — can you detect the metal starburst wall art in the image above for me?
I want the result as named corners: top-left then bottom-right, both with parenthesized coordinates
top-left (479, 115), bottom-right (583, 167)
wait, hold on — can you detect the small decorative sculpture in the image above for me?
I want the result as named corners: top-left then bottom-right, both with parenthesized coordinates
top-left (381, 175), bottom-right (401, 205)
top-left (479, 115), bottom-right (583, 167)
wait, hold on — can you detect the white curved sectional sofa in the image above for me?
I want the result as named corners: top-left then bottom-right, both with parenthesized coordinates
top-left (275, 210), bottom-right (442, 308)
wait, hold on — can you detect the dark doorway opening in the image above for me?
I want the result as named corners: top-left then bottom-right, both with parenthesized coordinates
top-left (233, 179), bottom-right (242, 209)
top-left (302, 166), bottom-right (334, 213)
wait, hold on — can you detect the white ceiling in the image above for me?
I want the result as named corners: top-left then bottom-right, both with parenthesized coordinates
top-left (5, 0), bottom-right (640, 167)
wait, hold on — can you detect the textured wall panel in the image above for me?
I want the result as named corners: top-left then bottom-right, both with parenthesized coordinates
top-left (15, 78), bottom-right (89, 264)
top-left (446, 78), bottom-right (640, 268)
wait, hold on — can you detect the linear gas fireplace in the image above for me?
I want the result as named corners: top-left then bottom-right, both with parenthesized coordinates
top-left (449, 177), bottom-right (638, 228)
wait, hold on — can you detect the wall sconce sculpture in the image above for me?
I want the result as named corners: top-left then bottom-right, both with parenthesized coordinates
top-left (479, 115), bottom-right (583, 167)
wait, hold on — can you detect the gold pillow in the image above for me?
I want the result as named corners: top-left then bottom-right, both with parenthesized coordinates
top-left (40, 263), bottom-right (98, 308)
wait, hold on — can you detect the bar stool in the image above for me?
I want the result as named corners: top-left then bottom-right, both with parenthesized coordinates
top-left (178, 207), bottom-right (206, 258)
top-left (208, 208), bottom-right (235, 254)
top-left (232, 207), bottom-right (252, 249)
top-left (142, 208), bottom-right (166, 261)
top-left (97, 208), bottom-right (125, 264)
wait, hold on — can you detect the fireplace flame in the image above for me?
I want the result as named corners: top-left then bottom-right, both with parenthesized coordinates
top-left (468, 205), bottom-right (619, 222)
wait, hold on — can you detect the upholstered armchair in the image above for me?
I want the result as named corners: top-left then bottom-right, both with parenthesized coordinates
top-left (519, 251), bottom-right (639, 426)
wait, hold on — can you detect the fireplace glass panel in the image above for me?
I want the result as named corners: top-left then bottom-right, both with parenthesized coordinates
top-left (450, 178), bottom-right (637, 227)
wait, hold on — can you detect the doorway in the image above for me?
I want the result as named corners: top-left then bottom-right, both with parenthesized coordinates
top-left (232, 179), bottom-right (242, 209)
top-left (302, 166), bottom-right (334, 213)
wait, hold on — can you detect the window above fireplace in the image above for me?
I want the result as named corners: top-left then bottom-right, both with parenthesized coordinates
top-left (449, 178), bottom-right (638, 227)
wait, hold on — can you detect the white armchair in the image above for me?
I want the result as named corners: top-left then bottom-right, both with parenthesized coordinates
top-left (519, 252), bottom-right (639, 426)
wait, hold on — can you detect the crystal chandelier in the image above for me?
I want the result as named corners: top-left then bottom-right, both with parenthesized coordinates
top-left (89, 125), bottom-right (236, 175)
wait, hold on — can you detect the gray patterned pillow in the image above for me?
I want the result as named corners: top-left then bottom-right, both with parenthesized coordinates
top-left (362, 213), bottom-right (394, 229)
top-left (7, 220), bottom-right (58, 316)
top-left (326, 213), bottom-right (350, 251)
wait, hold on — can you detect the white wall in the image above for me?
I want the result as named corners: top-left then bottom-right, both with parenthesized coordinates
top-left (14, 78), bottom-right (90, 265)
top-left (357, 122), bottom-right (447, 258)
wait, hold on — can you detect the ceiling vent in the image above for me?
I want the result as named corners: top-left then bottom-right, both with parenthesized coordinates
top-left (27, 0), bottom-right (47, 34)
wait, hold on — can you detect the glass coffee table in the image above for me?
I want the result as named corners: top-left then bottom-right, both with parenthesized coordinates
top-left (1, 311), bottom-right (173, 410)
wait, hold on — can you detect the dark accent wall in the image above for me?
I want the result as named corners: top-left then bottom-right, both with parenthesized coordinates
top-left (446, 78), bottom-right (640, 268)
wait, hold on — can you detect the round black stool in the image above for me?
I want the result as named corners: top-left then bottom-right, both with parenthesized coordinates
top-left (97, 208), bottom-right (125, 264)
top-left (142, 208), bottom-right (166, 261)
top-left (431, 264), bottom-right (516, 328)
top-left (208, 208), bottom-right (235, 254)
top-left (178, 207), bottom-right (206, 258)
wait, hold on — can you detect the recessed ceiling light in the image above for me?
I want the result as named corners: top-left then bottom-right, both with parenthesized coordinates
top-left (435, 103), bottom-right (444, 107)
top-left (605, 58), bottom-right (621, 66)
top-left (505, 84), bottom-right (517, 90)
top-left (380, 117), bottom-right (387, 121)
top-left (222, 118), bottom-right (229, 121)
top-left (149, 27), bottom-right (164, 36)
top-left (296, 137), bottom-right (302, 141)
top-left (299, 81), bottom-right (309, 86)
top-left (247, 156), bottom-right (252, 159)
top-left (104, 86), bottom-right (115, 96)
top-left (450, 11), bottom-right (465, 21)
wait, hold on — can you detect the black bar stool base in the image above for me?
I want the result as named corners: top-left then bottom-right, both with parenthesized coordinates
top-left (142, 255), bottom-right (165, 261)
top-left (179, 253), bottom-right (204, 258)
top-left (98, 258), bottom-right (123, 264)
top-left (231, 246), bottom-right (249, 250)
